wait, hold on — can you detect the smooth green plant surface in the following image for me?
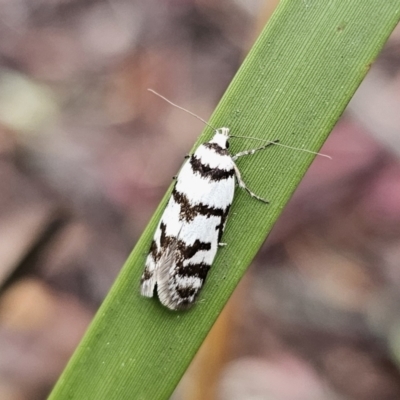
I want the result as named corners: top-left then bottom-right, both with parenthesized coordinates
top-left (49, 1), bottom-right (400, 399)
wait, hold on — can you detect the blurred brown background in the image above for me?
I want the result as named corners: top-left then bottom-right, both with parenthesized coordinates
top-left (0, 1), bottom-right (399, 399)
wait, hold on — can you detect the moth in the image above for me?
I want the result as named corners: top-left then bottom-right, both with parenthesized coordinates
top-left (140, 129), bottom-right (274, 309)
top-left (140, 90), bottom-right (329, 310)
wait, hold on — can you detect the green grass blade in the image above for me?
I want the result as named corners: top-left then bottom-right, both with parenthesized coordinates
top-left (49, 1), bottom-right (400, 399)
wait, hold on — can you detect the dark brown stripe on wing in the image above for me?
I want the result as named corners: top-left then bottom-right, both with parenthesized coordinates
top-left (140, 267), bottom-right (153, 283)
top-left (175, 262), bottom-right (210, 281)
top-left (172, 189), bottom-right (226, 222)
top-left (159, 222), bottom-right (175, 253)
top-left (177, 239), bottom-right (211, 260)
top-left (173, 263), bottom-right (210, 304)
top-left (216, 205), bottom-right (230, 243)
top-left (150, 240), bottom-right (158, 261)
top-left (203, 142), bottom-right (229, 155)
top-left (190, 155), bottom-right (234, 181)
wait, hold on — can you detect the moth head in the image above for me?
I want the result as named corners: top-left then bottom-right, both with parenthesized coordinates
top-left (210, 127), bottom-right (230, 149)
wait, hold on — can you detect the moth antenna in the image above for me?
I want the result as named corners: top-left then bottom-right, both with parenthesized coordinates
top-left (230, 135), bottom-right (331, 160)
top-left (148, 89), bottom-right (217, 131)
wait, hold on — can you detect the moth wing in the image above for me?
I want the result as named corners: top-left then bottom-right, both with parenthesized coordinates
top-left (155, 239), bottom-right (181, 310)
top-left (140, 190), bottom-right (183, 298)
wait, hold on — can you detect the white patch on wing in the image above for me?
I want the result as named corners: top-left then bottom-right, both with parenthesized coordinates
top-left (175, 275), bottom-right (203, 290)
top-left (183, 248), bottom-right (216, 266)
top-left (175, 164), bottom-right (235, 209)
top-left (178, 214), bottom-right (220, 245)
top-left (160, 197), bottom-right (184, 238)
top-left (194, 145), bottom-right (235, 170)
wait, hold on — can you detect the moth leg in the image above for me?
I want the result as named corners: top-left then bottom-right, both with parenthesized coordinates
top-left (233, 162), bottom-right (269, 203)
top-left (232, 140), bottom-right (279, 161)
top-left (218, 242), bottom-right (227, 247)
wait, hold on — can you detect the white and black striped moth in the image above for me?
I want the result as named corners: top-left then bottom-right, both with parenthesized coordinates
top-left (140, 126), bottom-right (274, 310)
top-left (140, 90), bottom-right (330, 310)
